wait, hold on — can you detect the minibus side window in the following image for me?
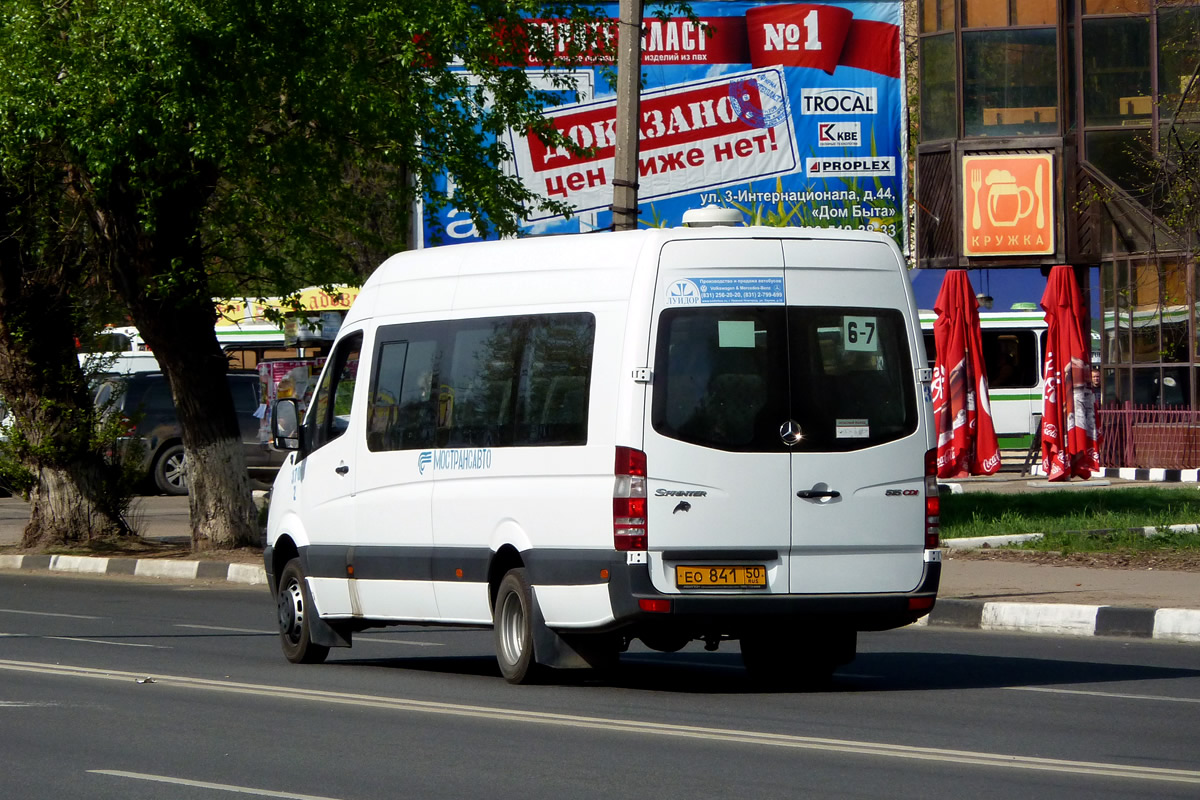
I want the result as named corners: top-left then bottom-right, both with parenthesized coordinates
top-left (364, 313), bottom-right (594, 451)
top-left (515, 315), bottom-right (595, 446)
top-left (307, 333), bottom-right (362, 452)
top-left (444, 319), bottom-right (520, 448)
top-left (367, 334), bottom-right (439, 452)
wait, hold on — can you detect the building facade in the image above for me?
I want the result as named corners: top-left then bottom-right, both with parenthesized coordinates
top-left (915, 0), bottom-right (1199, 413)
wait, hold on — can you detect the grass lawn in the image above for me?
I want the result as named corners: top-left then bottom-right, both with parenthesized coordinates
top-left (941, 486), bottom-right (1200, 552)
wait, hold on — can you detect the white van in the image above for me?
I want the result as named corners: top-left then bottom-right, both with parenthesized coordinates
top-left (265, 226), bottom-right (941, 684)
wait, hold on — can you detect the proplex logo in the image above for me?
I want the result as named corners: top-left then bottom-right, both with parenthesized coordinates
top-left (800, 88), bottom-right (877, 116)
top-left (817, 121), bottom-right (860, 147)
top-left (806, 156), bottom-right (894, 177)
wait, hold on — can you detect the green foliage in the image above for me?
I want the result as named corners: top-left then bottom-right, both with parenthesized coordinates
top-left (0, 0), bottom-right (658, 295)
top-left (941, 487), bottom-right (1200, 547)
top-left (1019, 528), bottom-right (1200, 555)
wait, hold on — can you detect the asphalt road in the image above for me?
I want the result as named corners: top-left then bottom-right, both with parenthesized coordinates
top-left (2, 573), bottom-right (1199, 800)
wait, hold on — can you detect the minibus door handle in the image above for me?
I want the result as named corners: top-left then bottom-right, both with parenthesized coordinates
top-left (796, 489), bottom-right (840, 499)
top-left (335, 465), bottom-right (350, 476)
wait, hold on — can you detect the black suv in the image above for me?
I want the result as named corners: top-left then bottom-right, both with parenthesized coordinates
top-left (94, 371), bottom-right (284, 495)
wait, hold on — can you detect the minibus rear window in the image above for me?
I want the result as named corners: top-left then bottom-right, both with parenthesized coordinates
top-left (652, 306), bottom-right (917, 452)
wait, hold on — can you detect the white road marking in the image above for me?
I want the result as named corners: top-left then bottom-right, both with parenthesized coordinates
top-left (44, 636), bottom-right (165, 648)
top-left (0, 608), bottom-right (103, 620)
top-left (1010, 686), bottom-right (1200, 704)
top-left (177, 624), bottom-right (275, 634)
top-left (1, 632), bottom-right (164, 648)
top-left (175, 625), bottom-right (443, 646)
top-left (0, 659), bottom-right (1191, 786)
top-left (90, 770), bottom-right (345, 799)
top-left (354, 635), bottom-right (443, 648)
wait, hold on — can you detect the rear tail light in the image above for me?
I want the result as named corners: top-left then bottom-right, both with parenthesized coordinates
top-left (614, 446), bottom-right (647, 551)
top-left (924, 448), bottom-right (940, 549)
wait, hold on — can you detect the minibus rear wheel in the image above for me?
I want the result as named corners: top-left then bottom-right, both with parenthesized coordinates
top-left (277, 558), bottom-right (330, 665)
top-left (493, 569), bottom-right (544, 684)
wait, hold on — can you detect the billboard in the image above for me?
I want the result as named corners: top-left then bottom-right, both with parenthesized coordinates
top-left (419, 1), bottom-right (906, 250)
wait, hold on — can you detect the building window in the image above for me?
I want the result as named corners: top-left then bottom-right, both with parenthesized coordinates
top-left (1082, 16), bottom-right (1151, 127)
top-left (919, 0), bottom-right (955, 33)
top-left (1131, 260), bottom-right (1161, 363)
top-left (963, 0), bottom-right (1057, 27)
top-left (1084, 0), bottom-right (1149, 13)
top-left (1161, 258), bottom-right (1189, 363)
top-left (920, 34), bottom-right (957, 141)
top-left (963, 28), bottom-right (1058, 137)
top-left (1082, 129), bottom-right (1154, 198)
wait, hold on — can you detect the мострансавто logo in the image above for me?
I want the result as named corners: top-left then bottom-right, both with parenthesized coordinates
top-left (418, 448), bottom-right (493, 475)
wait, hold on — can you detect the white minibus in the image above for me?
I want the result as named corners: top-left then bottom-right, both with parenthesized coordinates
top-left (266, 226), bottom-right (942, 684)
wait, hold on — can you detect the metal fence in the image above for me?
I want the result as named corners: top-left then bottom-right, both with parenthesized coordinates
top-left (1098, 405), bottom-right (1200, 469)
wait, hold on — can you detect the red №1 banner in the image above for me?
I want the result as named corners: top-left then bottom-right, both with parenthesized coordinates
top-left (745, 4), bottom-right (898, 77)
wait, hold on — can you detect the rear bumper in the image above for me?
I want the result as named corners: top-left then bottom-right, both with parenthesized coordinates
top-left (603, 558), bottom-right (941, 635)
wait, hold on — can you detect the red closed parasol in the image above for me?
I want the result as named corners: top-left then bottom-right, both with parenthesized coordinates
top-left (1040, 265), bottom-right (1100, 481)
top-left (932, 270), bottom-right (1001, 478)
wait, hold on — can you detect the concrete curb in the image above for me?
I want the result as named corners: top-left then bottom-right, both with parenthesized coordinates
top-left (919, 598), bottom-right (1200, 644)
top-left (1101, 467), bottom-right (1200, 482)
top-left (0, 553), bottom-right (267, 585)
top-left (943, 523), bottom-right (1200, 550)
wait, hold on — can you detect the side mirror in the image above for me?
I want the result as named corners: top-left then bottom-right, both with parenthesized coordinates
top-left (272, 399), bottom-right (304, 452)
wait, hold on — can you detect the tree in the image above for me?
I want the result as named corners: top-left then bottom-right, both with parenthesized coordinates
top-left (1, 0), bottom-right (613, 549)
top-left (0, 157), bottom-right (133, 546)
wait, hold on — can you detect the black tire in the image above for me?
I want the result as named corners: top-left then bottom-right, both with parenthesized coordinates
top-left (277, 558), bottom-right (330, 665)
top-left (740, 629), bottom-right (855, 688)
top-left (153, 442), bottom-right (189, 495)
top-left (493, 569), bottom-right (544, 684)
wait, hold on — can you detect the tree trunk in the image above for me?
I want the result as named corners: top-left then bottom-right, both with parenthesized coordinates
top-left (0, 185), bottom-right (133, 548)
top-left (0, 311), bottom-right (133, 548)
top-left (86, 159), bottom-right (260, 550)
top-left (23, 462), bottom-right (132, 548)
top-left (128, 292), bottom-right (260, 551)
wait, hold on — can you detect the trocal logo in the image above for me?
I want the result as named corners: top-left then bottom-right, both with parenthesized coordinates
top-left (800, 88), bottom-right (877, 115)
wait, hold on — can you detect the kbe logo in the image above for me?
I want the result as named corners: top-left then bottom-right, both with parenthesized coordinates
top-left (801, 88), bottom-right (877, 116)
top-left (818, 121), bottom-right (861, 147)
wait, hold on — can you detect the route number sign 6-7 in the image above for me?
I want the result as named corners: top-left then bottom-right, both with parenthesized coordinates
top-left (843, 316), bottom-right (878, 352)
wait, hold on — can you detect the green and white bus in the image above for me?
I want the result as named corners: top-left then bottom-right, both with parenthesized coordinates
top-left (920, 304), bottom-right (1048, 449)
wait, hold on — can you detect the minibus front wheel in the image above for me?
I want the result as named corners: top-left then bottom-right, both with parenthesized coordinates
top-left (277, 558), bottom-right (330, 665)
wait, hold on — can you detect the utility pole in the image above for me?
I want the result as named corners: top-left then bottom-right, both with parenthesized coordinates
top-left (611, 0), bottom-right (643, 231)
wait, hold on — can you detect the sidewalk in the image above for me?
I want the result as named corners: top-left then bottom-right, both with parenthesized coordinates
top-left (2, 485), bottom-right (1199, 643)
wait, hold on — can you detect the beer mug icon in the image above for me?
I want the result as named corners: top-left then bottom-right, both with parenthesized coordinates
top-left (986, 170), bottom-right (1036, 227)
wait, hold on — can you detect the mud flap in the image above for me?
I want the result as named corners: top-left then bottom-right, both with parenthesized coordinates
top-left (308, 614), bottom-right (352, 649)
top-left (529, 589), bottom-right (592, 670)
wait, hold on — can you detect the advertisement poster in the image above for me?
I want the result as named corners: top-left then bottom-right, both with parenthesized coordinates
top-left (419, 1), bottom-right (906, 250)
